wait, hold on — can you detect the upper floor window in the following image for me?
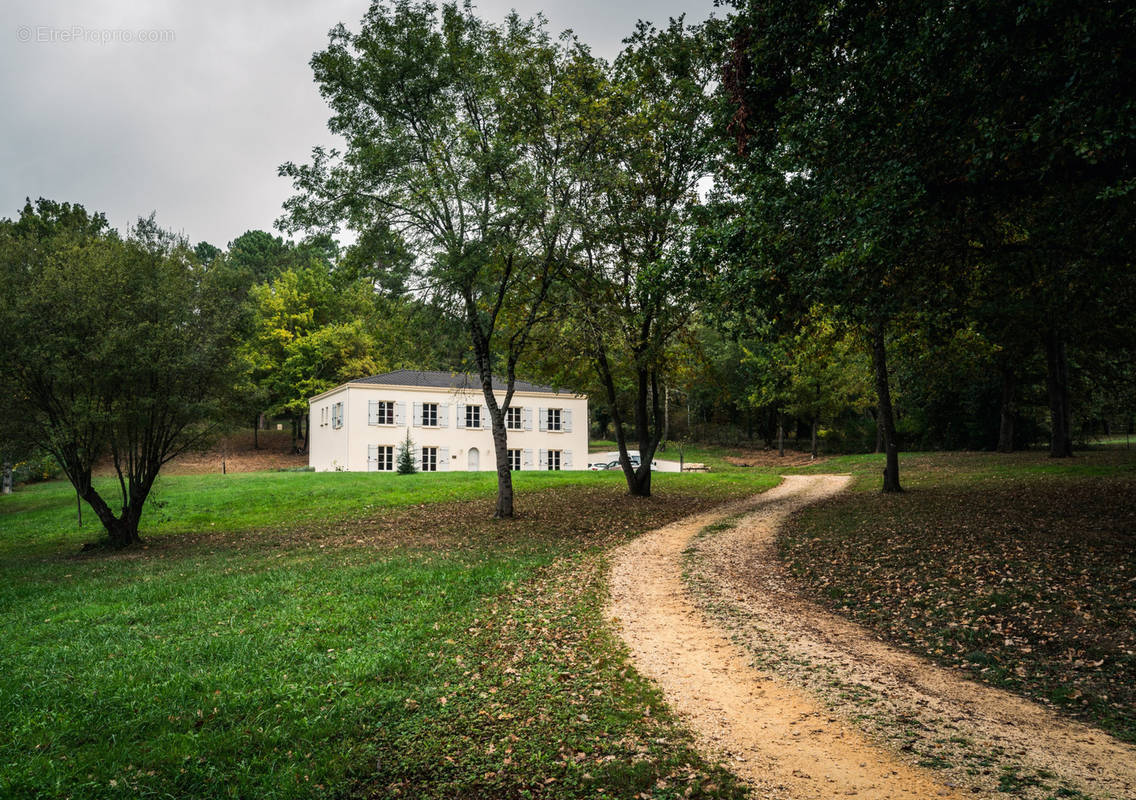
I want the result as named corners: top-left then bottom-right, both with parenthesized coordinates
top-left (547, 408), bottom-right (562, 432)
top-left (466, 404), bottom-right (481, 429)
top-left (332, 402), bottom-right (344, 429)
top-left (369, 400), bottom-right (394, 426)
top-left (422, 402), bottom-right (438, 427)
top-left (506, 406), bottom-right (523, 430)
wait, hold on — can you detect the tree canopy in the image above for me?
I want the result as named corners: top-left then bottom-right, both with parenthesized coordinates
top-left (0, 200), bottom-right (246, 546)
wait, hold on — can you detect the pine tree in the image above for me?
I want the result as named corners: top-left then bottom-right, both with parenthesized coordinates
top-left (396, 430), bottom-right (417, 475)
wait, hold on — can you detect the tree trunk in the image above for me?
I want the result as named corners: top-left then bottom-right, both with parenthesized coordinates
top-left (301, 413), bottom-right (310, 454)
top-left (2, 461), bottom-right (12, 495)
top-left (872, 409), bottom-right (883, 453)
top-left (490, 413), bottom-right (514, 518)
top-left (997, 367), bottom-right (1016, 453)
top-left (777, 411), bottom-right (785, 457)
top-left (1044, 330), bottom-right (1073, 458)
top-left (253, 417), bottom-right (260, 450)
top-left (810, 419), bottom-right (818, 459)
top-left (626, 367), bottom-right (664, 497)
top-left (870, 324), bottom-right (902, 492)
top-left (80, 485), bottom-right (143, 547)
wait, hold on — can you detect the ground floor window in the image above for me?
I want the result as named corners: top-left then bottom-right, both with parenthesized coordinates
top-left (508, 448), bottom-right (522, 471)
top-left (421, 446), bottom-right (437, 472)
top-left (546, 449), bottom-right (561, 471)
top-left (368, 444), bottom-right (394, 472)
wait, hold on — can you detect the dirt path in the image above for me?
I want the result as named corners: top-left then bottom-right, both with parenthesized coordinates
top-left (608, 475), bottom-right (1136, 800)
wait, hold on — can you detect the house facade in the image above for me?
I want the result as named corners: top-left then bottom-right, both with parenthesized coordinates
top-left (308, 370), bottom-right (588, 472)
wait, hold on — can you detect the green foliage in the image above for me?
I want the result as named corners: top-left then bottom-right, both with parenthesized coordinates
top-left (566, 17), bottom-right (718, 493)
top-left (0, 200), bottom-right (245, 545)
top-left (712, 0), bottom-right (1136, 463)
top-left (280, 1), bottom-right (611, 514)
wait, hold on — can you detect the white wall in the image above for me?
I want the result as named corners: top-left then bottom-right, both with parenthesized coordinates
top-left (309, 386), bottom-right (349, 471)
top-left (308, 383), bottom-right (588, 472)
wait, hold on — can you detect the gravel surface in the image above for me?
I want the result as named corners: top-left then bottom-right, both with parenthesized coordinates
top-left (682, 476), bottom-right (1136, 800)
top-left (608, 475), bottom-right (975, 799)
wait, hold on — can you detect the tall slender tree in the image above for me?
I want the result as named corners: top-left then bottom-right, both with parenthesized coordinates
top-left (569, 17), bottom-right (717, 497)
top-left (280, 1), bottom-right (600, 516)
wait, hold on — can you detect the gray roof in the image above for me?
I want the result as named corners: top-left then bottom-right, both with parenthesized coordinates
top-left (351, 369), bottom-right (572, 395)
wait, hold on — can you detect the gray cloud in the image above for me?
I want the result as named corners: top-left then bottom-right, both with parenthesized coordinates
top-left (2, 0), bottom-right (719, 248)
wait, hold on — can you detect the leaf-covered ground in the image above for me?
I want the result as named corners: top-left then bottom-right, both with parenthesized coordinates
top-left (779, 450), bottom-right (1136, 742)
top-left (0, 473), bottom-right (772, 799)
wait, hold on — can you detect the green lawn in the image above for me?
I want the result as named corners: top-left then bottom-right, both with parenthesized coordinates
top-left (0, 468), bottom-right (774, 799)
top-left (6, 447), bottom-right (1131, 797)
top-left (0, 468), bottom-right (772, 558)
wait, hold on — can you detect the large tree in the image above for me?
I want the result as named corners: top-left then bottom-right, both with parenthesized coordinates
top-left (720, 0), bottom-right (1135, 480)
top-left (0, 201), bottom-right (245, 547)
top-left (569, 16), bottom-right (717, 497)
top-left (280, 1), bottom-right (599, 516)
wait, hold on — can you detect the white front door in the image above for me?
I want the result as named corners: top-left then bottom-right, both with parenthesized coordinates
top-left (468, 447), bottom-right (480, 471)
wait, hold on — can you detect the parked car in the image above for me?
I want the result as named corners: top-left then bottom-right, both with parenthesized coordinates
top-left (587, 455), bottom-right (643, 471)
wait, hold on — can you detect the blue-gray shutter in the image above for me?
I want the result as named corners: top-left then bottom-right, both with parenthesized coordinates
top-left (438, 404), bottom-right (449, 428)
top-left (523, 449), bottom-right (533, 467)
top-left (438, 447), bottom-right (450, 470)
top-left (394, 401), bottom-right (406, 426)
top-left (456, 403), bottom-right (466, 429)
top-left (538, 408), bottom-right (547, 431)
top-left (368, 400), bottom-right (378, 426)
top-left (413, 402), bottom-right (422, 427)
top-left (523, 407), bottom-right (532, 430)
top-left (562, 408), bottom-right (572, 432)
top-left (563, 449), bottom-right (573, 468)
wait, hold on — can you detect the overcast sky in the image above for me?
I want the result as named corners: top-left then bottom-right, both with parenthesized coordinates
top-left (2, 0), bottom-right (720, 248)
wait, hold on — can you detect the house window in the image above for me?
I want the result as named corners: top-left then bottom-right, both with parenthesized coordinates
top-left (369, 445), bottom-right (394, 471)
top-left (546, 449), bottom-right (561, 471)
top-left (547, 408), bottom-right (562, 432)
top-left (422, 446), bottom-right (438, 472)
top-left (320, 406), bottom-right (328, 426)
top-left (370, 400), bottom-right (394, 426)
top-left (506, 406), bottom-right (522, 430)
top-left (508, 448), bottom-right (522, 471)
top-left (422, 403), bottom-right (438, 427)
top-left (332, 402), bottom-right (344, 429)
top-left (466, 404), bottom-right (481, 429)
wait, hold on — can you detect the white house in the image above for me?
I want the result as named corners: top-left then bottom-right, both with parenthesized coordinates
top-left (308, 369), bottom-right (588, 472)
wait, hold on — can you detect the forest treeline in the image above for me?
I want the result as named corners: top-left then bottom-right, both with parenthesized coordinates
top-left (2, 0), bottom-right (1132, 540)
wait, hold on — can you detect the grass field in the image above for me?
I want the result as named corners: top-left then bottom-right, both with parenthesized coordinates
top-left (779, 449), bottom-right (1136, 742)
top-left (0, 468), bottom-right (775, 799)
top-left (4, 447), bottom-right (1134, 797)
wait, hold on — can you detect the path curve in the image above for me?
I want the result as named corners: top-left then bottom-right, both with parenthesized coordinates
top-left (609, 475), bottom-right (968, 799)
top-left (607, 475), bottom-right (1136, 800)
